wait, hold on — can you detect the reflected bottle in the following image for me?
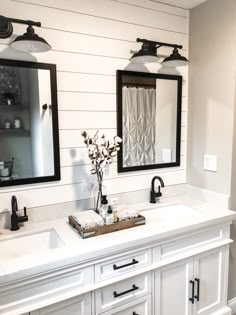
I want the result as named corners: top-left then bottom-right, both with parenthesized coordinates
top-left (5, 119), bottom-right (10, 129)
top-left (14, 118), bottom-right (21, 129)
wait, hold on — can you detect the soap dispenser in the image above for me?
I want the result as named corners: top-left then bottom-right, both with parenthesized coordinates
top-left (105, 205), bottom-right (113, 225)
top-left (100, 195), bottom-right (108, 220)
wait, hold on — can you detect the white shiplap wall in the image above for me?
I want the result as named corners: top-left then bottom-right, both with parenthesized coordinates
top-left (0, 0), bottom-right (189, 211)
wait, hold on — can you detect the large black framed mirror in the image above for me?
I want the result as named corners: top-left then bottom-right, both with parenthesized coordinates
top-left (0, 59), bottom-right (60, 187)
top-left (117, 70), bottom-right (182, 173)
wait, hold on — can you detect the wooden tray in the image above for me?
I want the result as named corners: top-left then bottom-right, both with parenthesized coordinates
top-left (68, 214), bottom-right (145, 239)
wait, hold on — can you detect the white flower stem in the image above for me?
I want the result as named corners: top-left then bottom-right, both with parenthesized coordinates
top-left (95, 165), bottom-right (103, 212)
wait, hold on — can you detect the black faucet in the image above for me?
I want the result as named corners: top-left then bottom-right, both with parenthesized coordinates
top-left (150, 176), bottom-right (165, 203)
top-left (11, 195), bottom-right (28, 231)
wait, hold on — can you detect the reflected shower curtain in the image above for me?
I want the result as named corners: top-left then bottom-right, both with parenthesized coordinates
top-left (122, 86), bottom-right (156, 167)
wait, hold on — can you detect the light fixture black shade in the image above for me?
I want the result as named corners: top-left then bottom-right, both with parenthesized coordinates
top-left (162, 47), bottom-right (189, 67)
top-left (130, 42), bottom-right (160, 64)
top-left (11, 25), bottom-right (51, 53)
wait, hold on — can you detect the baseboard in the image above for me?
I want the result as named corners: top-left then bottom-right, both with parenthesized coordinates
top-left (228, 297), bottom-right (236, 314)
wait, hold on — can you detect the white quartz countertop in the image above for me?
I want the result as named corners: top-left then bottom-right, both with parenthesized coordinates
top-left (0, 195), bottom-right (236, 285)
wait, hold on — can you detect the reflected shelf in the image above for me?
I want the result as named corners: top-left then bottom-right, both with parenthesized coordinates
top-left (0, 105), bottom-right (27, 110)
top-left (0, 128), bottom-right (30, 136)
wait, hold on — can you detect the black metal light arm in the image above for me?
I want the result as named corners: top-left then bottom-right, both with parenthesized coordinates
top-left (1, 16), bottom-right (41, 27)
top-left (137, 38), bottom-right (183, 50)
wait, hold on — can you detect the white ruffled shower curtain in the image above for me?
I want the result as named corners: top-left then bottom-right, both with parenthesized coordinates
top-left (122, 86), bottom-right (156, 167)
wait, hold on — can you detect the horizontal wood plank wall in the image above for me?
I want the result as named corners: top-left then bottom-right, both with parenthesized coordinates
top-left (0, 0), bottom-right (189, 211)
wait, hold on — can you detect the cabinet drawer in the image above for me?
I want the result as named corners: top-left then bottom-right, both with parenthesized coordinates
top-left (101, 295), bottom-right (152, 315)
top-left (95, 249), bottom-right (152, 282)
top-left (95, 272), bottom-right (151, 313)
top-left (154, 226), bottom-right (228, 261)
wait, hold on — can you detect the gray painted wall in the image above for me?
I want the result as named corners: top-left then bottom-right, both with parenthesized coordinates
top-left (188, 0), bottom-right (236, 195)
top-left (188, 0), bottom-right (236, 299)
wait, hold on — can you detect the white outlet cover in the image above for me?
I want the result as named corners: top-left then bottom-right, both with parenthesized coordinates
top-left (204, 154), bottom-right (217, 172)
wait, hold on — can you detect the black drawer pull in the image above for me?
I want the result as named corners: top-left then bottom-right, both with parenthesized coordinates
top-left (133, 312), bottom-right (139, 315)
top-left (113, 284), bottom-right (139, 298)
top-left (189, 280), bottom-right (195, 304)
top-left (194, 278), bottom-right (200, 301)
top-left (113, 259), bottom-right (139, 270)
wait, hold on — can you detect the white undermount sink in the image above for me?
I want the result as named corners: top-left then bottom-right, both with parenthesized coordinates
top-left (1, 228), bottom-right (64, 261)
top-left (139, 203), bottom-right (201, 224)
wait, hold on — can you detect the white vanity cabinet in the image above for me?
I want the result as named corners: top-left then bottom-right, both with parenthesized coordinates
top-left (154, 246), bottom-right (229, 315)
top-left (1, 221), bottom-right (233, 315)
top-left (30, 293), bottom-right (92, 315)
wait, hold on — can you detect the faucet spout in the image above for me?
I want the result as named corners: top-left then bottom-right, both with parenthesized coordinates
top-left (11, 195), bottom-right (18, 215)
top-left (151, 176), bottom-right (164, 191)
top-left (150, 176), bottom-right (165, 203)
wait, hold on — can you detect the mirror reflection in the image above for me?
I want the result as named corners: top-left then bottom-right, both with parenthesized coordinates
top-left (117, 70), bottom-right (182, 172)
top-left (0, 59), bottom-right (60, 186)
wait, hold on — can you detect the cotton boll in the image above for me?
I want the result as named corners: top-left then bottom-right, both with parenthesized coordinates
top-left (88, 144), bottom-right (95, 153)
top-left (110, 151), bottom-right (117, 157)
top-left (114, 136), bottom-right (122, 143)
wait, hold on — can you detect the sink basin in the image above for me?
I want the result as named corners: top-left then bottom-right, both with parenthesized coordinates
top-left (140, 203), bottom-right (201, 224)
top-left (1, 228), bottom-right (64, 261)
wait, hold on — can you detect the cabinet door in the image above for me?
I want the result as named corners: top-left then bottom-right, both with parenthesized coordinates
top-left (193, 247), bottom-right (228, 315)
top-left (30, 293), bottom-right (92, 315)
top-left (154, 257), bottom-right (194, 315)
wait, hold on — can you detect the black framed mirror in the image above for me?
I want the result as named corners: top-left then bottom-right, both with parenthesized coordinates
top-left (117, 70), bottom-right (182, 173)
top-left (0, 59), bottom-right (60, 187)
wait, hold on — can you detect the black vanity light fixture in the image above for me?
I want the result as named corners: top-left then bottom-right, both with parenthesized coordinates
top-left (0, 15), bottom-right (51, 53)
top-left (130, 38), bottom-right (189, 67)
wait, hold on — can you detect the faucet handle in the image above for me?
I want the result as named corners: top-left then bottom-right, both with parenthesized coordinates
top-left (17, 206), bottom-right (28, 224)
top-left (23, 207), bottom-right (27, 217)
top-left (156, 186), bottom-right (162, 197)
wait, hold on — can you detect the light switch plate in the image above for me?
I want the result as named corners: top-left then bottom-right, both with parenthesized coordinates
top-left (162, 148), bottom-right (172, 163)
top-left (204, 154), bottom-right (217, 172)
